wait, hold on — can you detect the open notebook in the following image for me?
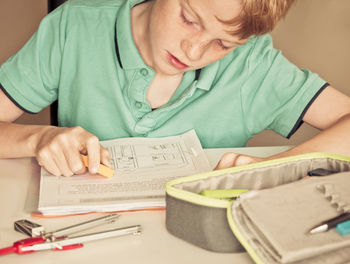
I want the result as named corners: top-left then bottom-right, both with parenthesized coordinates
top-left (38, 130), bottom-right (211, 216)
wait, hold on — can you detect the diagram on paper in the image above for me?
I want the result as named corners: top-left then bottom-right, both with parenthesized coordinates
top-left (108, 142), bottom-right (189, 172)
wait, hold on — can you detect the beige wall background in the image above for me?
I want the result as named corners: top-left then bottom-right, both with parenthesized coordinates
top-left (0, 0), bottom-right (50, 125)
top-left (0, 0), bottom-right (349, 146)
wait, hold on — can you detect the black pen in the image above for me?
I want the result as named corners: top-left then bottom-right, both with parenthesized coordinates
top-left (309, 212), bottom-right (350, 234)
top-left (307, 168), bottom-right (338, 177)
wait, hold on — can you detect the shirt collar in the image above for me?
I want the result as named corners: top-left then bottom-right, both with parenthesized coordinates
top-left (195, 61), bottom-right (219, 91)
top-left (115, 0), bottom-right (147, 70)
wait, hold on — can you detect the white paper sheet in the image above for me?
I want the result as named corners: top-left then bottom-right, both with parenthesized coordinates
top-left (38, 130), bottom-right (211, 215)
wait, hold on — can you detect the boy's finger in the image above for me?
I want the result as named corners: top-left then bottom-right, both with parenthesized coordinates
top-left (100, 146), bottom-right (111, 167)
top-left (53, 151), bottom-right (74, 177)
top-left (85, 137), bottom-right (100, 174)
top-left (38, 157), bottom-right (61, 177)
top-left (215, 153), bottom-right (240, 169)
top-left (64, 150), bottom-right (85, 174)
top-left (74, 166), bottom-right (87, 175)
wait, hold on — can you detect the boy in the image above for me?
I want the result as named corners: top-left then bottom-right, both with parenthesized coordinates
top-left (0, 0), bottom-right (350, 176)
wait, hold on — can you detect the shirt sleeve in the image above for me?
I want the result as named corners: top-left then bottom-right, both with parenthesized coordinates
top-left (240, 34), bottom-right (327, 138)
top-left (0, 4), bottom-right (67, 113)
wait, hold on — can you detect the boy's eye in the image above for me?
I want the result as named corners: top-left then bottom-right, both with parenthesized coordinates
top-left (181, 10), bottom-right (194, 25)
top-left (216, 40), bottom-right (231, 50)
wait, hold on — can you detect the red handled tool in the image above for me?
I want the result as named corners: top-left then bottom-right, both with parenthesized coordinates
top-left (1, 214), bottom-right (141, 256)
top-left (0, 225), bottom-right (140, 256)
top-left (0, 237), bottom-right (45, 255)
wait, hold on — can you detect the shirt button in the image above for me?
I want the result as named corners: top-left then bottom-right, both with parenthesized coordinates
top-left (140, 68), bottom-right (148, 76)
top-left (135, 102), bottom-right (142, 108)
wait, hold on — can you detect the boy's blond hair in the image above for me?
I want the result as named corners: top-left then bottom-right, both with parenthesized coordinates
top-left (219, 0), bottom-right (295, 40)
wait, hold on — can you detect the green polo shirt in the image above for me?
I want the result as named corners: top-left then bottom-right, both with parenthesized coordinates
top-left (0, 0), bottom-right (327, 148)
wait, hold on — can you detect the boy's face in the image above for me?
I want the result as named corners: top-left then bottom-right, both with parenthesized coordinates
top-left (147, 0), bottom-right (246, 76)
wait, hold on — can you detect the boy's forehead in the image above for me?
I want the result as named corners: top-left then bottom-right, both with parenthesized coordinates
top-left (185, 0), bottom-right (245, 42)
top-left (186, 0), bottom-right (242, 21)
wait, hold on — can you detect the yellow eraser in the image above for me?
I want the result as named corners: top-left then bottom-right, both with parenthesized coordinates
top-left (80, 154), bottom-right (114, 178)
top-left (200, 189), bottom-right (248, 199)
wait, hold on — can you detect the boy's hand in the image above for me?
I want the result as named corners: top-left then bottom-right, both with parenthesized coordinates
top-left (34, 126), bottom-right (110, 177)
top-left (214, 152), bottom-right (264, 170)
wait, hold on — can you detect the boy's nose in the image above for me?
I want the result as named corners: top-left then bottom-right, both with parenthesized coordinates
top-left (181, 37), bottom-right (210, 61)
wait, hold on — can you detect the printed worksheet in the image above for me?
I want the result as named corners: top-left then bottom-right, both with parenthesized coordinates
top-left (38, 130), bottom-right (211, 215)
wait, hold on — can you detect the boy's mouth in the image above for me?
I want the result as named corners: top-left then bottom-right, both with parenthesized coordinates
top-left (166, 51), bottom-right (189, 70)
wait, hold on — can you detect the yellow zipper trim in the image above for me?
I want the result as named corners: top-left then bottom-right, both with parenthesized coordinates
top-left (227, 201), bottom-right (265, 264)
top-left (166, 152), bottom-right (350, 208)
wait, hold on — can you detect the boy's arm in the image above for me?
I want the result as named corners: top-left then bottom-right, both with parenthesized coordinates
top-left (0, 87), bottom-right (24, 122)
top-left (302, 86), bottom-right (350, 131)
top-left (0, 89), bottom-right (110, 176)
top-left (215, 86), bottom-right (350, 169)
top-left (273, 85), bottom-right (350, 156)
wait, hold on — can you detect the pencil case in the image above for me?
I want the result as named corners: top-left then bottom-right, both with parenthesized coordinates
top-left (165, 152), bottom-right (350, 263)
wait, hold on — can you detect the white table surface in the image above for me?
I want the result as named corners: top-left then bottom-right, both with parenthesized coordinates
top-left (0, 146), bottom-right (291, 264)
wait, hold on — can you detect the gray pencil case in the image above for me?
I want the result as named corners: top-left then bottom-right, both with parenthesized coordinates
top-left (165, 152), bottom-right (350, 263)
